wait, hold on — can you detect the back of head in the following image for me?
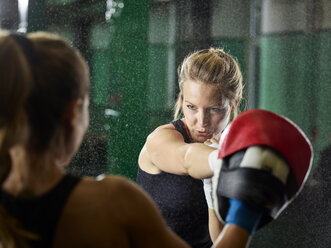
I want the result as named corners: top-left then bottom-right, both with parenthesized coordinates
top-left (174, 48), bottom-right (243, 119)
top-left (0, 31), bottom-right (89, 247)
top-left (25, 32), bottom-right (90, 153)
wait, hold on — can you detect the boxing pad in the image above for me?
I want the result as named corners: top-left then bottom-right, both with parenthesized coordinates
top-left (211, 109), bottom-right (313, 229)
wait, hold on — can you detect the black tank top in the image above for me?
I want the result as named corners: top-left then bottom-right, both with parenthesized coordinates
top-left (136, 119), bottom-right (212, 248)
top-left (0, 173), bottom-right (81, 248)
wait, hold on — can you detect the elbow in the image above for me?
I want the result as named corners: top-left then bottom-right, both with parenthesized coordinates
top-left (182, 145), bottom-right (193, 175)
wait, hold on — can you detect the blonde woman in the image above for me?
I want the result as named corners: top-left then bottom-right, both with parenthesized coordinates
top-left (137, 48), bottom-right (243, 247)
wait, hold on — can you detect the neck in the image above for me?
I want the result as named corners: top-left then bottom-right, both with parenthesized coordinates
top-left (2, 146), bottom-right (65, 197)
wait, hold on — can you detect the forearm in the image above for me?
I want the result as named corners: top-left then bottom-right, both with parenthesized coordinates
top-left (212, 225), bottom-right (251, 248)
top-left (208, 209), bottom-right (224, 242)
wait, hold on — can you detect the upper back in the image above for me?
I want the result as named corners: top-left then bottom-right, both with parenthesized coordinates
top-left (53, 176), bottom-right (131, 248)
top-left (0, 174), bottom-right (81, 248)
top-left (54, 175), bottom-right (188, 248)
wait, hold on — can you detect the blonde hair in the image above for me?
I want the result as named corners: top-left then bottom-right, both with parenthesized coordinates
top-left (174, 48), bottom-right (243, 120)
top-left (0, 31), bottom-right (89, 247)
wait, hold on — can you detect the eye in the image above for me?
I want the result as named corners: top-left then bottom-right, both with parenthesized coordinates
top-left (186, 105), bottom-right (196, 110)
top-left (210, 107), bottom-right (223, 113)
top-left (211, 108), bottom-right (220, 112)
top-left (209, 108), bottom-right (229, 117)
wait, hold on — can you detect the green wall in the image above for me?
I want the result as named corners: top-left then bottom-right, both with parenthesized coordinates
top-left (315, 32), bottom-right (331, 155)
top-left (259, 34), bottom-right (314, 130)
top-left (259, 32), bottom-right (331, 165)
top-left (105, 0), bottom-right (150, 180)
top-left (146, 45), bottom-right (175, 129)
top-left (27, 0), bottom-right (47, 32)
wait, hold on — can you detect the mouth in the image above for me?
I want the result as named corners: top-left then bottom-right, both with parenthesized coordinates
top-left (197, 130), bottom-right (210, 137)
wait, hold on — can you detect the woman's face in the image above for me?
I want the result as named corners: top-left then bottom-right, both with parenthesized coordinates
top-left (73, 95), bottom-right (89, 150)
top-left (182, 79), bottom-right (232, 143)
top-left (61, 95), bottom-right (90, 166)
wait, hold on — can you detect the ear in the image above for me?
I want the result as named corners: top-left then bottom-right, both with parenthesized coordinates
top-left (63, 99), bottom-right (83, 130)
top-left (231, 98), bottom-right (241, 113)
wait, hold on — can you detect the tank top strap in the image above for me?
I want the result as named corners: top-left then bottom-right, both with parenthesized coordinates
top-left (171, 119), bottom-right (191, 143)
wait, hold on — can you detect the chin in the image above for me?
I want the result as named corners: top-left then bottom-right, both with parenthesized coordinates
top-left (193, 135), bottom-right (210, 143)
top-left (58, 152), bottom-right (75, 167)
top-left (59, 159), bottom-right (71, 167)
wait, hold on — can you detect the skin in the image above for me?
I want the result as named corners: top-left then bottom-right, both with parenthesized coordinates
top-left (211, 225), bottom-right (250, 248)
top-left (54, 176), bottom-right (189, 248)
top-left (182, 79), bottom-right (231, 143)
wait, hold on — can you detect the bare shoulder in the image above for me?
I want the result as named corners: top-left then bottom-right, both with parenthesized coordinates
top-left (139, 122), bottom-right (186, 173)
top-left (139, 123), bottom-right (179, 173)
top-left (150, 123), bottom-right (176, 135)
top-left (158, 122), bottom-right (176, 130)
top-left (86, 175), bottom-right (149, 203)
top-left (54, 175), bottom-right (146, 248)
top-left (69, 175), bottom-right (146, 214)
top-left (55, 175), bottom-right (188, 248)
top-left (147, 122), bottom-right (182, 142)
top-left (142, 121), bottom-right (191, 175)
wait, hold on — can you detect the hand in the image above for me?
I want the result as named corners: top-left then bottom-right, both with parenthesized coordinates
top-left (204, 138), bottom-right (219, 148)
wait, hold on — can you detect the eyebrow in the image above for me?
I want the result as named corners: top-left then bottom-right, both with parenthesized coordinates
top-left (184, 100), bottom-right (228, 109)
top-left (184, 100), bottom-right (194, 105)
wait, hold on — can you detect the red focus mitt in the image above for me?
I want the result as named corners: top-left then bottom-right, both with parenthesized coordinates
top-left (212, 109), bottom-right (313, 229)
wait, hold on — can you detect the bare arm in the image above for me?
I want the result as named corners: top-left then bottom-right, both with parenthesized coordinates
top-left (212, 225), bottom-right (251, 248)
top-left (141, 124), bottom-right (214, 178)
top-left (208, 208), bottom-right (224, 242)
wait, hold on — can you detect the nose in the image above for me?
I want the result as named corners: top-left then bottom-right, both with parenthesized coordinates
top-left (197, 110), bottom-right (209, 127)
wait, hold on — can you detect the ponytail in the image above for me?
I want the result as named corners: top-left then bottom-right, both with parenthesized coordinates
top-left (0, 31), bottom-right (32, 183)
top-left (0, 204), bottom-right (38, 248)
top-left (0, 31), bottom-right (36, 248)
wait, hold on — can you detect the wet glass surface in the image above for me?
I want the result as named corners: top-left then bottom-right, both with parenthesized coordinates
top-left (0, 0), bottom-right (330, 247)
